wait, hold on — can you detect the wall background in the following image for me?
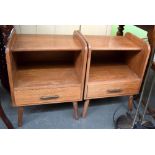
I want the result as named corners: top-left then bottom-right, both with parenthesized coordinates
top-left (14, 25), bottom-right (147, 38)
top-left (14, 25), bottom-right (112, 35)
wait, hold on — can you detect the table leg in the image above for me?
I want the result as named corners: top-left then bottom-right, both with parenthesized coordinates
top-left (82, 100), bottom-right (90, 118)
top-left (18, 107), bottom-right (24, 127)
top-left (73, 102), bottom-right (79, 120)
top-left (128, 96), bottom-right (133, 111)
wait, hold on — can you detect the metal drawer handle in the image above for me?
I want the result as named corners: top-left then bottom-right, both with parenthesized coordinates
top-left (40, 95), bottom-right (59, 100)
top-left (107, 89), bottom-right (122, 93)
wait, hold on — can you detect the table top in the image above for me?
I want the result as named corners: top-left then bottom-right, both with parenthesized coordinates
top-left (85, 35), bottom-right (141, 51)
top-left (11, 34), bottom-right (82, 51)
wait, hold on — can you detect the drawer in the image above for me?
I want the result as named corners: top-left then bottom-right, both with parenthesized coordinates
top-left (86, 80), bottom-right (141, 99)
top-left (14, 86), bottom-right (81, 106)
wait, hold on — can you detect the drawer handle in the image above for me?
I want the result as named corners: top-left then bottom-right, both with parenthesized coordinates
top-left (107, 89), bottom-right (122, 93)
top-left (40, 95), bottom-right (59, 100)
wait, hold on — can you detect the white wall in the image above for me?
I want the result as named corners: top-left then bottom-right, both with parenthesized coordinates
top-left (14, 25), bottom-right (112, 35)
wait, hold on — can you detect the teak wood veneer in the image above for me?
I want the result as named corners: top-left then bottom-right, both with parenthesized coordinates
top-left (80, 32), bottom-right (151, 118)
top-left (6, 30), bottom-right (88, 127)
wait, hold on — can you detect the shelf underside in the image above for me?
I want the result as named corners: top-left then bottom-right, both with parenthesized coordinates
top-left (89, 63), bottom-right (141, 84)
top-left (11, 34), bottom-right (82, 51)
top-left (14, 64), bottom-right (81, 90)
top-left (85, 35), bottom-right (141, 51)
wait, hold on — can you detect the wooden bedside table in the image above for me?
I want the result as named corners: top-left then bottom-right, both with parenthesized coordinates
top-left (81, 32), bottom-right (151, 118)
top-left (6, 30), bottom-right (88, 127)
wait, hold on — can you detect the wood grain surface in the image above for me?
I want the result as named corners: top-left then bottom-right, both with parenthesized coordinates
top-left (14, 86), bottom-right (81, 106)
top-left (84, 35), bottom-right (141, 51)
top-left (11, 34), bottom-right (82, 51)
top-left (83, 32), bottom-right (150, 99)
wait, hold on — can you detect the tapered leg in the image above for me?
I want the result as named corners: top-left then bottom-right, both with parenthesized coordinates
top-left (18, 107), bottom-right (24, 127)
top-left (82, 100), bottom-right (90, 118)
top-left (128, 96), bottom-right (133, 111)
top-left (0, 104), bottom-right (14, 129)
top-left (73, 102), bottom-right (79, 120)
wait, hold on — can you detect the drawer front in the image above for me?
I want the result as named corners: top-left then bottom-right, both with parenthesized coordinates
top-left (14, 86), bottom-right (81, 106)
top-left (86, 81), bottom-right (141, 99)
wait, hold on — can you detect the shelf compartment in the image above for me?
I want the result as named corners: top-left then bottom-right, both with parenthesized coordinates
top-left (14, 64), bottom-right (81, 90)
top-left (89, 63), bottom-right (141, 84)
top-left (11, 34), bottom-right (82, 52)
top-left (13, 51), bottom-right (82, 90)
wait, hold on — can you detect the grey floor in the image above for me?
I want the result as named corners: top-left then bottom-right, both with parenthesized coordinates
top-left (1, 69), bottom-right (155, 129)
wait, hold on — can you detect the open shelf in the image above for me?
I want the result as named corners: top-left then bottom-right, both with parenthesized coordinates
top-left (85, 35), bottom-right (141, 51)
top-left (88, 50), bottom-right (141, 84)
top-left (11, 34), bottom-right (81, 52)
top-left (89, 63), bottom-right (141, 84)
top-left (13, 50), bottom-right (82, 90)
top-left (14, 63), bottom-right (80, 90)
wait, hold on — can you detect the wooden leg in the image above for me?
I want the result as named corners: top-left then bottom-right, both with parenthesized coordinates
top-left (128, 96), bottom-right (133, 111)
top-left (18, 107), bottom-right (24, 127)
top-left (0, 104), bottom-right (14, 129)
top-left (73, 102), bottom-right (79, 120)
top-left (82, 100), bottom-right (90, 118)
